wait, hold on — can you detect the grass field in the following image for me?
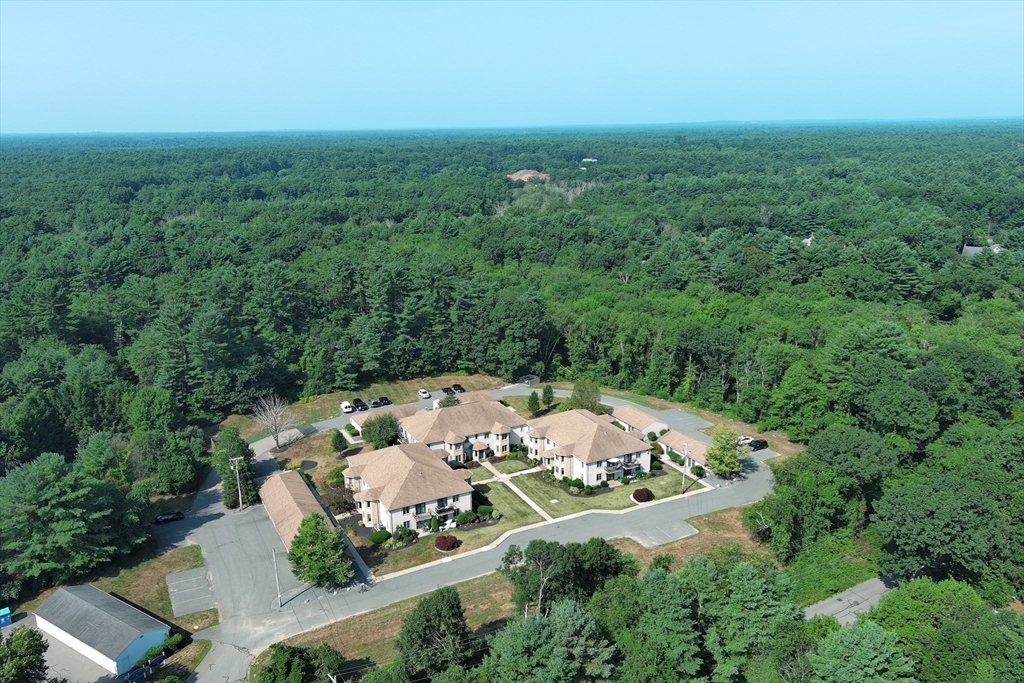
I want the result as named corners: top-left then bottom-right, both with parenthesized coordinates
top-left (278, 572), bottom-right (514, 668)
top-left (511, 468), bottom-right (688, 518)
top-left (469, 466), bottom-right (494, 483)
top-left (221, 374), bottom-right (504, 443)
top-left (354, 481), bottom-right (542, 575)
top-left (491, 458), bottom-right (531, 475)
top-left (502, 394), bottom-right (563, 420)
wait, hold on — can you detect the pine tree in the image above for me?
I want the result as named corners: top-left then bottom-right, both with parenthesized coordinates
top-left (542, 384), bottom-right (555, 407)
top-left (527, 391), bottom-right (541, 415)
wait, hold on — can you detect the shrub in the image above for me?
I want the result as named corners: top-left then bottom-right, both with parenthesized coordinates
top-left (599, 480), bottom-right (609, 488)
top-left (331, 429), bottom-right (348, 451)
top-left (561, 476), bottom-right (570, 483)
top-left (393, 526), bottom-right (417, 544)
top-left (569, 478), bottom-right (584, 489)
top-left (434, 534), bottom-right (457, 551)
top-left (633, 488), bottom-right (654, 502)
top-left (621, 476), bottom-right (631, 485)
top-left (647, 431), bottom-right (658, 442)
top-left (659, 428), bottom-right (669, 436)
top-left (145, 644), bottom-right (165, 660)
top-left (669, 452), bottom-right (683, 464)
top-left (584, 485), bottom-right (594, 495)
top-left (430, 516), bottom-right (440, 533)
top-left (692, 465), bottom-right (706, 478)
top-left (164, 632), bottom-right (186, 652)
top-left (477, 505), bottom-right (493, 517)
top-left (652, 443), bottom-right (664, 456)
top-left (344, 423), bottom-right (357, 436)
top-left (651, 461), bottom-right (663, 470)
top-left (369, 529), bottom-right (392, 544)
top-left (457, 511), bottom-right (478, 525)
top-left (569, 486), bottom-right (582, 495)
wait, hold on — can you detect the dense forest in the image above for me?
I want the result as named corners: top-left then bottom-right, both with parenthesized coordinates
top-left (1, 124), bottom-right (1023, 675)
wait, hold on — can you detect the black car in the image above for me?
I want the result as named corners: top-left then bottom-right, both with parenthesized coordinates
top-left (155, 512), bottom-right (184, 524)
top-left (749, 439), bottom-right (769, 451)
top-left (353, 398), bottom-right (369, 411)
top-left (378, 396), bottom-right (392, 405)
top-left (441, 387), bottom-right (456, 396)
top-left (451, 384), bottom-right (466, 394)
top-left (368, 398), bottom-right (382, 409)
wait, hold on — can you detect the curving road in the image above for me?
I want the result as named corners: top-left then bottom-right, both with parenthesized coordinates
top-left (167, 387), bottom-right (779, 683)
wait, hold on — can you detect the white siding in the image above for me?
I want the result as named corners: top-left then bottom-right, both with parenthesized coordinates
top-left (35, 617), bottom-right (119, 673)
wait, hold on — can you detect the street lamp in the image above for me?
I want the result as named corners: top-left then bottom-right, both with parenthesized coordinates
top-left (229, 456), bottom-right (244, 510)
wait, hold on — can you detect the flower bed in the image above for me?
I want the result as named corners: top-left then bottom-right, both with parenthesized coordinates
top-left (630, 487), bottom-right (655, 504)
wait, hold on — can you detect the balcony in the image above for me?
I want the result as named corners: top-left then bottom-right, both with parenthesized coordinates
top-left (604, 461), bottom-right (623, 473)
top-left (435, 505), bottom-right (455, 516)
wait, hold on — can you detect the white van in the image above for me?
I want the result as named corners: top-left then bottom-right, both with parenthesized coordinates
top-left (340, 401), bottom-right (354, 414)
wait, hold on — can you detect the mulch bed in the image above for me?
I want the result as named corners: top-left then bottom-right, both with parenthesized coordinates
top-left (456, 516), bottom-right (500, 531)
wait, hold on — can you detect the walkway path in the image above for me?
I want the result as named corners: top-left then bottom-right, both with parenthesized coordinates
top-left (804, 577), bottom-right (893, 625)
top-left (479, 460), bottom-right (553, 521)
top-left (183, 385), bottom-right (776, 683)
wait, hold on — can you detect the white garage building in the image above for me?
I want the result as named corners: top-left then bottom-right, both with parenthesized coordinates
top-left (34, 585), bottom-right (169, 675)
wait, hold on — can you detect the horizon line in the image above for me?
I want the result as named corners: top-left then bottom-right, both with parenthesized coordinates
top-left (2, 115), bottom-right (1022, 137)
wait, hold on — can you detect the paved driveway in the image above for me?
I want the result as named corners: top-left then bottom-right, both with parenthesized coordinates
top-left (185, 385), bottom-right (778, 683)
top-left (804, 577), bottom-right (893, 624)
top-left (167, 568), bottom-right (216, 617)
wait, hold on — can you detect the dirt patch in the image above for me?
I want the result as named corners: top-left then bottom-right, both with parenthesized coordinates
top-left (610, 505), bottom-right (767, 570)
top-left (177, 608), bottom-right (219, 634)
top-left (285, 573), bottom-right (514, 666)
top-left (163, 639), bottom-right (212, 679)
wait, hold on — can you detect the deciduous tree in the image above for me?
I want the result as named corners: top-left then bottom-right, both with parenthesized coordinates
top-left (706, 424), bottom-right (742, 478)
top-left (252, 394), bottom-right (295, 449)
top-left (287, 513), bottom-right (354, 586)
top-left (395, 586), bottom-right (475, 675)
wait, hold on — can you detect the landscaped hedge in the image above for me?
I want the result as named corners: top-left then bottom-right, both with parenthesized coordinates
top-left (457, 511), bottom-right (478, 525)
top-left (477, 505), bottom-right (493, 517)
top-left (369, 529), bottom-right (392, 544)
top-left (633, 488), bottom-right (655, 503)
top-left (434, 535), bottom-right (458, 551)
top-left (392, 526), bottom-right (417, 544)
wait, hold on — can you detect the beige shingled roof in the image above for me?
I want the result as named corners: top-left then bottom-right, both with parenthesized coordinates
top-left (401, 401), bottom-right (526, 445)
top-left (609, 404), bottom-right (661, 431)
top-left (527, 409), bottom-right (651, 464)
top-left (658, 430), bottom-right (709, 465)
top-left (259, 470), bottom-right (328, 548)
top-left (343, 443), bottom-right (474, 511)
top-left (351, 402), bottom-right (420, 428)
top-left (507, 169), bottom-right (550, 182)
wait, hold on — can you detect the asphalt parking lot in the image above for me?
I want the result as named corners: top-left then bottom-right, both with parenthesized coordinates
top-left (166, 567), bottom-right (216, 617)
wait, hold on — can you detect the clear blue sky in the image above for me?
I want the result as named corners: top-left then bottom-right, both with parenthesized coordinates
top-left (1, 0), bottom-right (1021, 133)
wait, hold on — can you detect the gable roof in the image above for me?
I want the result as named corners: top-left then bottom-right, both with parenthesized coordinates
top-left (343, 443), bottom-right (473, 510)
top-left (527, 409), bottom-right (650, 463)
top-left (456, 390), bottom-right (501, 405)
top-left (34, 585), bottom-right (167, 659)
top-left (608, 404), bottom-right (661, 431)
top-left (259, 470), bottom-right (328, 548)
top-left (401, 401), bottom-right (525, 445)
top-left (658, 430), bottom-right (709, 465)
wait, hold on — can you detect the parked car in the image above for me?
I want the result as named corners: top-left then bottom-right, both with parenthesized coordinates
top-left (451, 383), bottom-right (466, 393)
top-left (441, 387), bottom-right (456, 396)
top-left (749, 439), bottom-right (768, 451)
top-left (155, 512), bottom-right (184, 524)
top-left (736, 435), bottom-right (753, 445)
top-left (379, 396), bottom-right (392, 405)
top-left (418, 389), bottom-right (431, 399)
top-left (353, 398), bottom-right (369, 411)
top-left (368, 398), bottom-right (382, 409)
top-left (340, 401), bottom-right (354, 414)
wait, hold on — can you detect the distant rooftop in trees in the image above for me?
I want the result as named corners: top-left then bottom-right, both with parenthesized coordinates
top-left (507, 169), bottom-right (550, 182)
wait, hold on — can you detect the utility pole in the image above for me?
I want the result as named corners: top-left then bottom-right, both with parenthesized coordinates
top-left (229, 456), bottom-right (245, 510)
top-left (273, 548), bottom-right (282, 608)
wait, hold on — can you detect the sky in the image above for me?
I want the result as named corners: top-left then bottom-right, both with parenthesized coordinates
top-left (0, 1), bottom-right (1021, 134)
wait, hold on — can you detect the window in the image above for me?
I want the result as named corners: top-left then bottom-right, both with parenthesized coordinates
top-left (452, 495), bottom-right (459, 502)
top-left (403, 521), bottom-right (410, 529)
top-left (437, 497), bottom-right (448, 507)
top-left (596, 473), bottom-right (602, 481)
top-left (415, 503), bottom-right (426, 515)
top-left (402, 507), bottom-right (409, 514)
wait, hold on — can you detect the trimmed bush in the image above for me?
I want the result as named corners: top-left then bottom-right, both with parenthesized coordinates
top-left (633, 488), bottom-right (655, 502)
top-left (344, 423), bottom-right (358, 436)
top-left (692, 465), bottom-right (706, 478)
top-left (145, 645), bottom-right (165, 660)
top-left (457, 511), bottom-right (478, 525)
top-left (659, 428), bottom-right (669, 436)
top-left (584, 485), bottom-right (594, 495)
top-left (369, 529), bottom-right (392, 544)
top-left (651, 461), bottom-right (663, 470)
top-left (652, 443), bottom-right (664, 456)
top-left (164, 633), bottom-right (186, 652)
top-left (621, 476), bottom-right (631, 485)
top-left (430, 516), bottom-right (440, 533)
top-left (392, 526), bottom-right (417, 544)
top-left (569, 486), bottom-right (582, 495)
top-left (477, 505), bottom-right (493, 517)
top-left (434, 534), bottom-right (457, 551)
top-left (569, 478), bottom-right (584, 489)
top-left (647, 431), bottom-right (658, 442)
top-left (599, 480), bottom-right (609, 488)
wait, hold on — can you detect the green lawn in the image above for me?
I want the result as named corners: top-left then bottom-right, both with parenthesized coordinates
top-left (469, 467), bottom-right (495, 483)
top-left (355, 481), bottom-right (543, 575)
top-left (511, 468), bottom-right (691, 518)
top-left (492, 459), bottom-right (531, 475)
